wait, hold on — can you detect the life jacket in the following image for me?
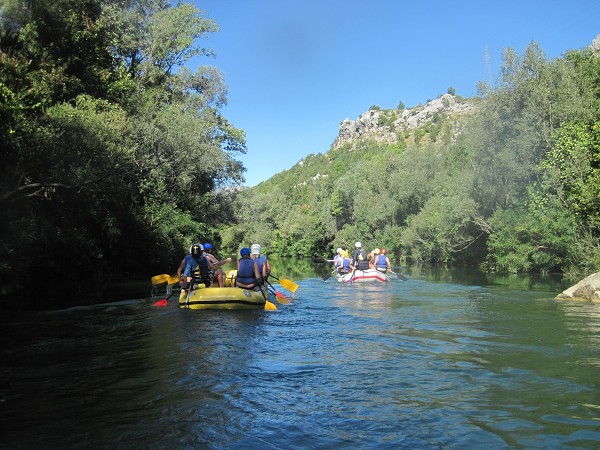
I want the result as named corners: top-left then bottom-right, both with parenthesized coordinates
top-left (338, 257), bottom-right (351, 273)
top-left (236, 258), bottom-right (257, 285)
top-left (375, 254), bottom-right (388, 271)
top-left (354, 249), bottom-right (370, 270)
top-left (184, 254), bottom-right (211, 287)
top-left (343, 257), bottom-right (351, 271)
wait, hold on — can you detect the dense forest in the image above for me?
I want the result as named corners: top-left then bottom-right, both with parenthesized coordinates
top-left (223, 40), bottom-right (600, 281)
top-left (0, 0), bottom-right (245, 306)
top-left (1, 1), bottom-right (599, 308)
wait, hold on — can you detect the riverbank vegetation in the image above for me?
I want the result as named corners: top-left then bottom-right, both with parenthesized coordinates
top-left (1, 1), bottom-right (598, 307)
top-left (1, 0), bottom-right (245, 305)
top-left (224, 42), bottom-right (600, 280)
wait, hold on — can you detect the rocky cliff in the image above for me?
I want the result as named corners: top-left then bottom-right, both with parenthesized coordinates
top-left (333, 94), bottom-right (477, 148)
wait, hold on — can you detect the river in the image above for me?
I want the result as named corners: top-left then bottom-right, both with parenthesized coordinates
top-left (1, 264), bottom-right (600, 449)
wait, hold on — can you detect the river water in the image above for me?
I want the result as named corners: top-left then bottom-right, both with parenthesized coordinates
top-left (2, 267), bottom-right (600, 449)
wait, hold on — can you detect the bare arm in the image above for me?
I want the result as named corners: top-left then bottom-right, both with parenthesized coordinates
top-left (177, 258), bottom-right (186, 281)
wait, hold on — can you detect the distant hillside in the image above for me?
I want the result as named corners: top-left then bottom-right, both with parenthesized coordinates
top-left (224, 39), bottom-right (599, 279)
top-left (255, 93), bottom-right (479, 192)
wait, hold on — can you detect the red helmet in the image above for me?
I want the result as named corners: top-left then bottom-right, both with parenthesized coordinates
top-left (380, 248), bottom-right (387, 255)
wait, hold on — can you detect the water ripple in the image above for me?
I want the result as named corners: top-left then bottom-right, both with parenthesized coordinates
top-left (1, 277), bottom-right (600, 448)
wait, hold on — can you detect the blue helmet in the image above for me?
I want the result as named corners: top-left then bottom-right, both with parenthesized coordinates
top-left (240, 247), bottom-right (251, 256)
top-left (204, 243), bottom-right (213, 250)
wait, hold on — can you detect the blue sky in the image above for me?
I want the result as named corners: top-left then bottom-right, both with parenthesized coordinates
top-left (192, 0), bottom-right (600, 187)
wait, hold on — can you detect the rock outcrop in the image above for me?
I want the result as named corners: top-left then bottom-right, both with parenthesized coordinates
top-left (591, 34), bottom-right (600, 52)
top-left (333, 94), bottom-right (476, 148)
top-left (556, 272), bottom-right (600, 302)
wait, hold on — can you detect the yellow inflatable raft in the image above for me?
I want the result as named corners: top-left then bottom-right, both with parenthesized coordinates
top-left (178, 286), bottom-right (269, 310)
top-left (178, 270), bottom-right (275, 310)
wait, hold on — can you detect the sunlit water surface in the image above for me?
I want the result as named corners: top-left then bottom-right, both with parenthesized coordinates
top-left (2, 272), bottom-right (600, 449)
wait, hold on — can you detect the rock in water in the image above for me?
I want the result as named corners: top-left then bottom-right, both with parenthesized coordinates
top-left (556, 272), bottom-right (600, 302)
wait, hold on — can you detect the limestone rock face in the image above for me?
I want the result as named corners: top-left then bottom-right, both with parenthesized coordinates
top-left (591, 34), bottom-right (600, 52)
top-left (556, 272), bottom-right (600, 302)
top-left (333, 94), bottom-right (476, 148)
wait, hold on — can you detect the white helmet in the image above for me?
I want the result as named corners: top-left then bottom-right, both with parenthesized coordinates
top-left (250, 243), bottom-right (261, 255)
top-left (355, 241), bottom-right (362, 248)
top-left (336, 247), bottom-right (342, 253)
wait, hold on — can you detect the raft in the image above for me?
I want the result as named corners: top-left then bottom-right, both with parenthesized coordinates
top-left (338, 269), bottom-right (389, 283)
top-left (178, 270), bottom-right (271, 310)
top-left (178, 286), bottom-right (268, 310)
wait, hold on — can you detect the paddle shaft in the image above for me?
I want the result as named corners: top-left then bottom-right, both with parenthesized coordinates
top-left (256, 283), bottom-right (277, 310)
top-left (163, 288), bottom-right (179, 302)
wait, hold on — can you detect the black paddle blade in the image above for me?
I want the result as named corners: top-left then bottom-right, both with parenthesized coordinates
top-left (322, 273), bottom-right (332, 281)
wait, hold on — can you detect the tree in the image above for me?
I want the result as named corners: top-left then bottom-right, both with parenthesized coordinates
top-left (484, 205), bottom-right (577, 274)
top-left (0, 0), bottom-right (246, 305)
top-left (466, 42), bottom-right (595, 217)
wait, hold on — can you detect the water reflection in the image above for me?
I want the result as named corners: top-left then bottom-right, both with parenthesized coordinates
top-left (2, 268), bottom-right (600, 448)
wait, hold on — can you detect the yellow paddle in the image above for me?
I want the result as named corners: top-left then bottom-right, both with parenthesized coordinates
top-left (151, 274), bottom-right (170, 285)
top-left (256, 283), bottom-right (277, 310)
top-left (270, 275), bottom-right (298, 293)
top-left (265, 300), bottom-right (277, 311)
top-left (152, 273), bottom-right (180, 285)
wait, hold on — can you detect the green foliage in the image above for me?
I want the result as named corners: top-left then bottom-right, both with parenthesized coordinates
top-left (565, 229), bottom-right (600, 281)
top-left (0, 0), bottom-right (245, 305)
top-left (527, 120), bottom-right (600, 277)
top-left (467, 42), bottom-right (598, 215)
top-left (400, 193), bottom-right (479, 265)
top-left (227, 40), bottom-right (600, 279)
top-left (484, 206), bottom-right (577, 274)
top-left (413, 128), bottom-right (426, 144)
top-left (540, 121), bottom-right (600, 223)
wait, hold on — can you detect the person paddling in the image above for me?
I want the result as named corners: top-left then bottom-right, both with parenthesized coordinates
top-left (352, 242), bottom-right (370, 271)
top-left (333, 247), bottom-right (343, 266)
top-left (368, 248), bottom-right (380, 269)
top-left (374, 248), bottom-right (391, 273)
top-left (235, 247), bottom-right (261, 290)
top-left (203, 242), bottom-right (232, 288)
top-left (250, 243), bottom-right (270, 285)
top-left (336, 250), bottom-right (352, 275)
top-left (181, 243), bottom-right (212, 290)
